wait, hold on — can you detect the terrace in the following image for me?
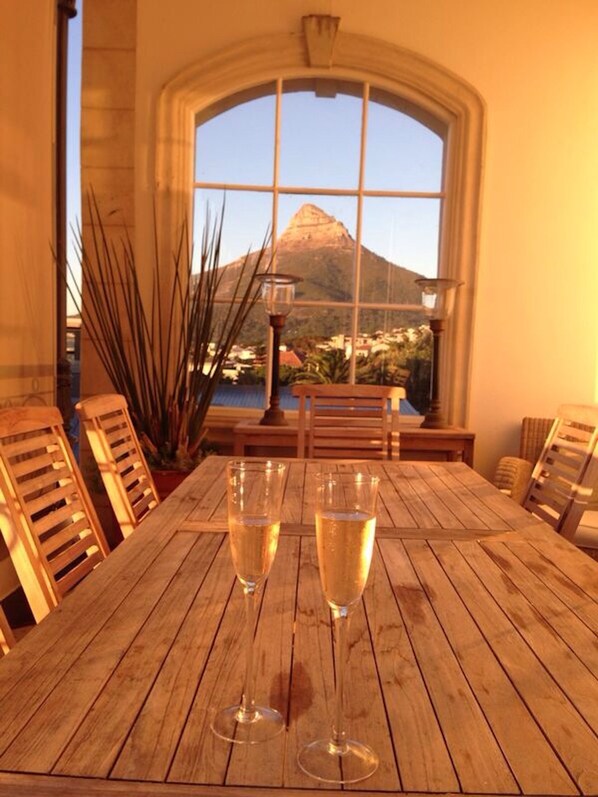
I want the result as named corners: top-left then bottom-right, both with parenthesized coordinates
top-left (0, 3), bottom-right (596, 792)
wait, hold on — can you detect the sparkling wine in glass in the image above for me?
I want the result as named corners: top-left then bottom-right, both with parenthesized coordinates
top-left (211, 459), bottom-right (286, 744)
top-left (298, 471), bottom-right (380, 783)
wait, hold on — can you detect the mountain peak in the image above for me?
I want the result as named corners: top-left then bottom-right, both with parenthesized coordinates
top-left (279, 203), bottom-right (353, 250)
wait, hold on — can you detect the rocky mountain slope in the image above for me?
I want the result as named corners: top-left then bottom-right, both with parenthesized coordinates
top-left (216, 203), bottom-right (426, 341)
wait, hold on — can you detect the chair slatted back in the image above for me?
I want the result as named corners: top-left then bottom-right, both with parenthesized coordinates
top-left (523, 404), bottom-right (598, 539)
top-left (292, 384), bottom-right (406, 460)
top-left (0, 407), bottom-right (109, 623)
top-left (76, 394), bottom-right (159, 538)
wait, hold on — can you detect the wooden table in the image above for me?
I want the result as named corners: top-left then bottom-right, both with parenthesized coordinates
top-left (0, 457), bottom-right (596, 796)
top-left (233, 421), bottom-right (476, 466)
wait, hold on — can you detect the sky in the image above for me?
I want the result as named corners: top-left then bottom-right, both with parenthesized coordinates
top-left (194, 90), bottom-right (443, 274)
top-left (67, 5), bottom-right (442, 312)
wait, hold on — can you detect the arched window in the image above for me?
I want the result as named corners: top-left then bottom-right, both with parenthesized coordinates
top-left (155, 28), bottom-right (484, 425)
top-left (194, 80), bottom-right (444, 414)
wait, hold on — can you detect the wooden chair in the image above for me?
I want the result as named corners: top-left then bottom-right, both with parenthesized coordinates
top-left (76, 394), bottom-right (159, 539)
top-left (292, 384), bottom-right (406, 460)
top-left (520, 404), bottom-right (598, 539)
top-left (0, 608), bottom-right (16, 654)
top-left (0, 406), bottom-right (109, 626)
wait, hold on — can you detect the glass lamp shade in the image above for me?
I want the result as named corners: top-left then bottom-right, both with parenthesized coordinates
top-left (257, 273), bottom-right (301, 317)
top-left (415, 278), bottom-right (463, 320)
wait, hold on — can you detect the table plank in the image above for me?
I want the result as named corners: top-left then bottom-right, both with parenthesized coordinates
top-left (343, 602), bottom-right (400, 791)
top-left (363, 546), bottom-right (459, 792)
top-left (444, 463), bottom-right (540, 532)
top-left (167, 561), bottom-right (250, 784)
top-left (299, 460), bottom-right (322, 528)
top-left (432, 539), bottom-right (598, 793)
top-left (459, 540), bottom-right (598, 731)
top-left (406, 538), bottom-right (577, 795)
top-left (181, 519), bottom-right (520, 542)
top-left (226, 534), bottom-right (300, 786)
top-left (410, 464), bottom-right (491, 529)
top-left (184, 457), bottom-right (229, 524)
top-left (111, 537), bottom-right (235, 782)
top-left (481, 541), bottom-right (598, 679)
top-left (360, 463), bottom-right (417, 528)
top-left (379, 539), bottom-right (518, 794)
top-left (283, 536), bottom-right (338, 790)
top-left (0, 770), bottom-right (535, 797)
top-left (427, 463), bottom-right (512, 530)
top-left (504, 540), bottom-right (598, 633)
top-left (393, 464), bottom-right (465, 529)
top-left (169, 535), bottom-right (297, 787)
top-left (0, 530), bottom-right (199, 770)
top-left (382, 463), bottom-right (443, 529)
top-left (52, 533), bottom-right (223, 778)
top-left (280, 460), bottom-right (306, 526)
top-left (527, 531), bottom-right (598, 595)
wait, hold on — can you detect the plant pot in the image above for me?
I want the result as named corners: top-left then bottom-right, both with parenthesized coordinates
top-left (152, 469), bottom-right (189, 501)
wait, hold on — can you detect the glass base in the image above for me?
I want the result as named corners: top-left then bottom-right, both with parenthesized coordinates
top-left (211, 704), bottom-right (284, 744)
top-left (297, 737), bottom-right (379, 784)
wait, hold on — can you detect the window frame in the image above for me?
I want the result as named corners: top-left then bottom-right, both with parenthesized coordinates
top-left (193, 78), bottom-right (444, 402)
top-left (154, 30), bottom-right (485, 426)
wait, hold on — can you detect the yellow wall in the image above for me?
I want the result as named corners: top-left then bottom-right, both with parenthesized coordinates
top-left (98, 0), bottom-right (598, 477)
top-left (0, 0), bottom-right (57, 596)
top-left (0, 0), bottom-right (56, 410)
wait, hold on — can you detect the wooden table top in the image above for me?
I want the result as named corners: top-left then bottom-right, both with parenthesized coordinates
top-left (0, 457), bottom-right (596, 796)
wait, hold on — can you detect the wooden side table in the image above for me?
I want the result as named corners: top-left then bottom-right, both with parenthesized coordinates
top-left (233, 421), bottom-right (475, 466)
top-left (399, 426), bottom-right (475, 466)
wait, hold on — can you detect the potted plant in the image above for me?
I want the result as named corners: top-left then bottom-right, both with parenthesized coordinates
top-left (67, 193), bottom-right (271, 493)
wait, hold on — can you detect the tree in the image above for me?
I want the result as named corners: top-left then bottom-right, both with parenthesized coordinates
top-left (293, 348), bottom-right (350, 384)
top-left (356, 344), bottom-right (410, 387)
top-left (236, 366), bottom-right (266, 385)
top-left (355, 329), bottom-right (432, 413)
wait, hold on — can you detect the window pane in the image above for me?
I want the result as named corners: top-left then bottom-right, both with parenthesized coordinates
top-left (194, 84), bottom-right (276, 184)
top-left (359, 197), bottom-right (440, 305)
top-left (279, 79), bottom-right (362, 189)
top-left (277, 194), bottom-right (357, 302)
top-left (194, 188), bottom-right (273, 278)
top-left (355, 310), bottom-right (431, 415)
top-left (211, 305), bottom-right (269, 410)
top-left (365, 89), bottom-right (444, 192)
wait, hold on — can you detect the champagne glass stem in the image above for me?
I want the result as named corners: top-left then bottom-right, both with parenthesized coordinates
top-left (238, 585), bottom-right (257, 723)
top-left (331, 606), bottom-right (350, 754)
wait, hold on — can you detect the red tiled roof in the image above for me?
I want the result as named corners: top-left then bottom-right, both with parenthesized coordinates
top-left (279, 350), bottom-right (303, 367)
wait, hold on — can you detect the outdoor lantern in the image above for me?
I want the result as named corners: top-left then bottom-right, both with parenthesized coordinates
top-left (257, 273), bottom-right (302, 426)
top-left (415, 277), bottom-right (463, 429)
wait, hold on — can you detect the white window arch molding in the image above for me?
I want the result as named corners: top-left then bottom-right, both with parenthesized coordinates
top-left (154, 28), bottom-right (485, 426)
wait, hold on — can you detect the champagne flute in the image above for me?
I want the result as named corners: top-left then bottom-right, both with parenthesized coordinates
top-left (298, 471), bottom-right (380, 783)
top-left (211, 459), bottom-right (287, 744)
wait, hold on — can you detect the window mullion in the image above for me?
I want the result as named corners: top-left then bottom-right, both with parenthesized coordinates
top-left (272, 78), bottom-right (282, 261)
top-left (350, 83), bottom-right (369, 383)
top-left (262, 78), bottom-right (283, 411)
top-left (193, 180), bottom-right (444, 201)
